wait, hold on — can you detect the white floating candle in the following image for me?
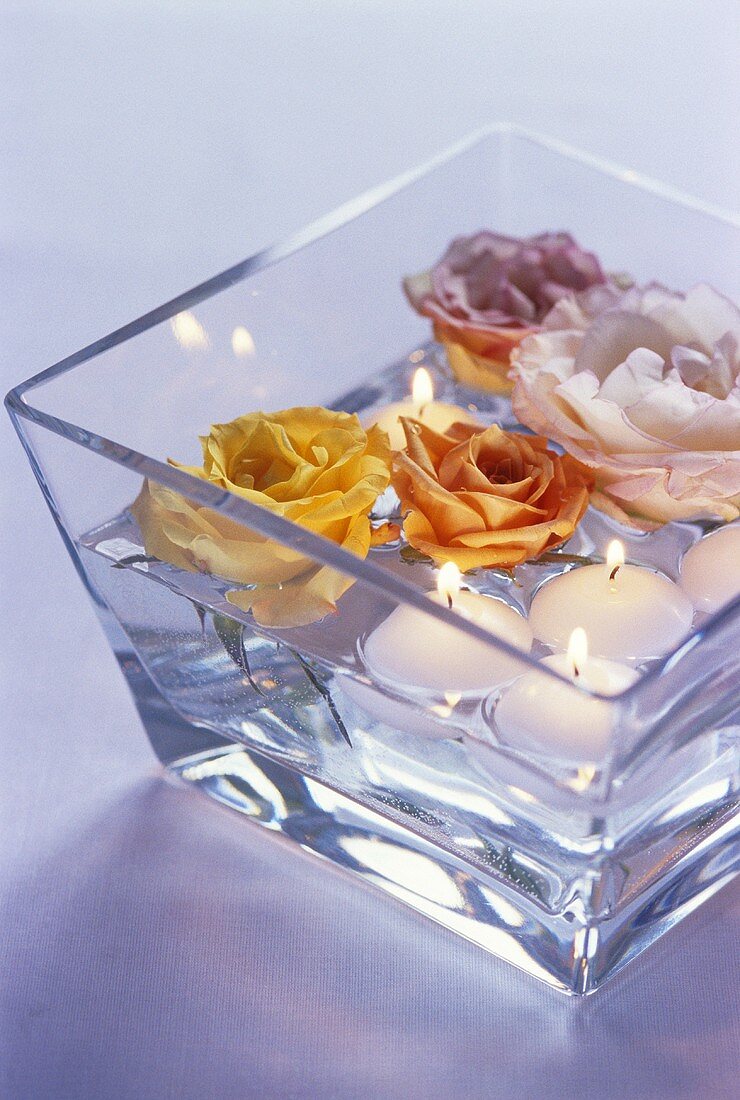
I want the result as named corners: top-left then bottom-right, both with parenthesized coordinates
top-left (529, 541), bottom-right (694, 662)
top-left (364, 367), bottom-right (480, 450)
top-left (680, 525), bottom-right (740, 614)
top-left (364, 563), bottom-right (533, 693)
top-left (338, 677), bottom-right (459, 740)
top-left (494, 627), bottom-right (639, 762)
top-left (342, 564), bottom-right (532, 739)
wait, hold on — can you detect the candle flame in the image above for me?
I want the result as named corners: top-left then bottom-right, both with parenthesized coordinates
top-left (412, 367), bottom-right (434, 406)
top-left (437, 561), bottom-right (461, 609)
top-left (567, 627), bottom-right (588, 679)
top-left (606, 539), bottom-right (624, 582)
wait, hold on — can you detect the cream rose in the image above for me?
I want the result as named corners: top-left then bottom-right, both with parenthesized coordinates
top-left (511, 283), bottom-right (740, 528)
top-left (131, 407), bottom-right (394, 628)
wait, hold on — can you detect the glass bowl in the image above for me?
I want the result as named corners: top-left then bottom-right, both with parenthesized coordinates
top-left (7, 125), bottom-right (739, 995)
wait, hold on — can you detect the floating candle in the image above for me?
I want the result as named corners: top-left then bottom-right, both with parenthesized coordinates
top-left (338, 676), bottom-right (460, 740)
top-left (341, 564), bottom-right (532, 739)
top-left (680, 525), bottom-right (740, 614)
top-left (363, 562), bottom-right (533, 694)
top-left (528, 540), bottom-right (694, 662)
top-left (494, 627), bottom-right (639, 762)
top-left (364, 367), bottom-right (479, 450)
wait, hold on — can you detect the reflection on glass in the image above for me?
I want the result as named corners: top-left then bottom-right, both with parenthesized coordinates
top-left (171, 310), bottom-right (209, 350)
top-left (231, 325), bottom-right (256, 357)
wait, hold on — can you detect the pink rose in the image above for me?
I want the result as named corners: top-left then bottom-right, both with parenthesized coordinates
top-left (404, 231), bottom-right (607, 393)
top-left (510, 283), bottom-right (740, 528)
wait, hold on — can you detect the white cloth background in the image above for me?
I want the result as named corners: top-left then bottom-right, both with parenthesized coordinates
top-left (1, 3), bottom-right (738, 1097)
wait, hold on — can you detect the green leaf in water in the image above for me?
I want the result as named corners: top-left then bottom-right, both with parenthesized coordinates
top-left (111, 553), bottom-right (156, 569)
top-left (292, 650), bottom-right (352, 748)
top-left (212, 612), bottom-right (266, 697)
top-left (399, 545), bottom-right (434, 566)
top-left (534, 551), bottom-right (594, 566)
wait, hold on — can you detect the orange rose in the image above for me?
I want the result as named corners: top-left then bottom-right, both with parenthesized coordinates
top-left (391, 419), bottom-right (594, 571)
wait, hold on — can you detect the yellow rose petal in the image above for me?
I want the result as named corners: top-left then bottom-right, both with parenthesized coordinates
top-left (132, 406), bottom-right (393, 628)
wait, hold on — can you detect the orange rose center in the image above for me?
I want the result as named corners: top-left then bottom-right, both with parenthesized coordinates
top-left (481, 456), bottom-right (517, 485)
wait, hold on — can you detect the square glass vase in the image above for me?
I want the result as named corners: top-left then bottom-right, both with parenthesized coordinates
top-left (7, 125), bottom-right (739, 996)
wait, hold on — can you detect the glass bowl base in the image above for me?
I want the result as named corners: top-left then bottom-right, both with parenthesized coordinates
top-left (110, 630), bottom-right (738, 996)
top-left (169, 738), bottom-right (737, 996)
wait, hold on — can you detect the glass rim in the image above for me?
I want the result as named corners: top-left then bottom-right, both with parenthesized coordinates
top-left (6, 122), bottom-right (740, 716)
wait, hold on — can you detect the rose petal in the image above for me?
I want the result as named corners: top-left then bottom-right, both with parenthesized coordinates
top-left (133, 407), bottom-right (394, 627)
top-left (404, 230), bottom-right (608, 378)
top-left (511, 282), bottom-right (740, 526)
top-left (391, 418), bottom-right (593, 569)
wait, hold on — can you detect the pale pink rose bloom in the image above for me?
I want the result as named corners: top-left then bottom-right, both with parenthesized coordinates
top-left (511, 283), bottom-right (740, 528)
top-left (404, 231), bottom-right (607, 364)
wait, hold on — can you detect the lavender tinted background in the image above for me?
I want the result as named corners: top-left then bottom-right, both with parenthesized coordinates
top-left (1, 2), bottom-right (739, 1097)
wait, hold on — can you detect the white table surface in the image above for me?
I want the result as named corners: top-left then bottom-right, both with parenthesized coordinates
top-left (1, 3), bottom-right (739, 1097)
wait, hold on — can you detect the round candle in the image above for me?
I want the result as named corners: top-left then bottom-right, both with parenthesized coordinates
top-left (343, 564), bottom-right (532, 739)
top-left (495, 627), bottom-right (639, 762)
top-left (363, 563), bottom-right (533, 694)
top-left (338, 676), bottom-right (458, 740)
top-left (680, 525), bottom-right (740, 613)
top-left (529, 541), bottom-right (694, 662)
top-left (364, 367), bottom-right (479, 451)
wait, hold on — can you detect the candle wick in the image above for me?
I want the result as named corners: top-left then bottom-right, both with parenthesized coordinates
top-left (573, 662), bottom-right (580, 679)
top-left (447, 593), bottom-right (453, 610)
top-left (609, 564), bottom-right (620, 582)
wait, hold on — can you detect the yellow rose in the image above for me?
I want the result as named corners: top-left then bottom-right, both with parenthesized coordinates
top-left (392, 418), bottom-right (594, 571)
top-left (131, 407), bottom-right (394, 628)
